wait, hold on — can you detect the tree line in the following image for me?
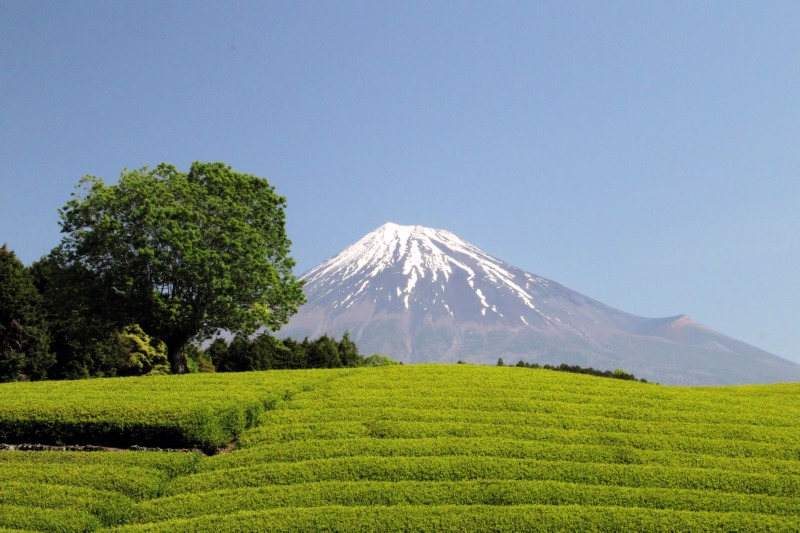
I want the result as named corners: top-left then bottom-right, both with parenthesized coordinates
top-left (1, 240), bottom-right (398, 381)
top-left (0, 162), bottom-right (399, 382)
top-left (198, 332), bottom-right (400, 373)
top-left (498, 358), bottom-right (649, 383)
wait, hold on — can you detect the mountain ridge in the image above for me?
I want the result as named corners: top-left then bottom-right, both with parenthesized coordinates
top-left (280, 223), bottom-right (800, 385)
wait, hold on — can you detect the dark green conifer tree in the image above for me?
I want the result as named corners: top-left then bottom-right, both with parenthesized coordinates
top-left (338, 331), bottom-right (361, 367)
top-left (306, 335), bottom-right (342, 368)
top-left (0, 245), bottom-right (54, 381)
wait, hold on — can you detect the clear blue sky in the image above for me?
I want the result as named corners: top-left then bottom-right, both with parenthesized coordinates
top-left (2, 1), bottom-right (798, 363)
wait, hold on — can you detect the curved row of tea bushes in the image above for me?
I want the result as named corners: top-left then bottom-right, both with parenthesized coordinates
top-left (200, 437), bottom-right (800, 476)
top-left (240, 419), bottom-right (800, 454)
top-left (0, 451), bottom-right (201, 532)
top-left (2, 365), bottom-right (800, 532)
top-left (166, 455), bottom-right (800, 497)
top-left (0, 370), bottom-right (349, 531)
top-left (0, 370), bottom-right (338, 451)
top-left (0, 504), bottom-right (101, 533)
top-left (0, 482), bottom-right (135, 526)
top-left (133, 479), bottom-right (800, 523)
top-left (113, 504), bottom-right (800, 533)
top-left (140, 365), bottom-right (800, 531)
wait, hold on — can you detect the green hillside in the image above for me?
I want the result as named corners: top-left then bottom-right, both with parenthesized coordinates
top-left (1, 365), bottom-right (799, 532)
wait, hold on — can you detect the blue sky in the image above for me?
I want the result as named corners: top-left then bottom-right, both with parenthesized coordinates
top-left (2, 1), bottom-right (798, 363)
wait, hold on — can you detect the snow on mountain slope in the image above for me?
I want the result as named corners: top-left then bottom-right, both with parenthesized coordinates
top-left (280, 223), bottom-right (800, 385)
top-left (300, 223), bottom-right (632, 328)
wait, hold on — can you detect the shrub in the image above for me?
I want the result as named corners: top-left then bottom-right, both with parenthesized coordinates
top-left (116, 325), bottom-right (169, 376)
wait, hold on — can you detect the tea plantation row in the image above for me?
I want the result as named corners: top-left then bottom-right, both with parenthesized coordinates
top-left (1, 365), bottom-right (799, 531)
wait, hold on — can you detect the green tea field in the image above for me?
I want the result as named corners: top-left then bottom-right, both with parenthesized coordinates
top-left (1, 365), bottom-right (799, 532)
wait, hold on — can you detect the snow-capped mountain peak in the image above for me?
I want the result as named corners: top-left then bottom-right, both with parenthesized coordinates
top-left (306, 222), bottom-right (497, 285)
top-left (302, 222), bottom-right (548, 316)
top-left (280, 223), bottom-right (800, 385)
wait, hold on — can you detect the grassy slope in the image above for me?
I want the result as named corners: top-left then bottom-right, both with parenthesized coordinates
top-left (1, 365), bottom-right (799, 532)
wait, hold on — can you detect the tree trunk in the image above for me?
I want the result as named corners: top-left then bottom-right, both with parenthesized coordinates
top-left (166, 335), bottom-right (190, 374)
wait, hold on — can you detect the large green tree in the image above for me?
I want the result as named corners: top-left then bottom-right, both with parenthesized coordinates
top-left (54, 162), bottom-right (305, 373)
top-left (0, 245), bottom-right (54, 381)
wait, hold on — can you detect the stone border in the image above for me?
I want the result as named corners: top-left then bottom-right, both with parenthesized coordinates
top-left (0, 442), bottom-right (204, 453)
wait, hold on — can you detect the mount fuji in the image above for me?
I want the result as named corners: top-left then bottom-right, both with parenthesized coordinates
top-left (279, 223), bottom-right (800, 385)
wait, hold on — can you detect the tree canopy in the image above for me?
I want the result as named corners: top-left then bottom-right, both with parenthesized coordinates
top-left (200, 331), bottom-right (399, 372)
top-left (0, 245), bottom-right (54, 381)
top-left (53, 162), bottom-right (305, 373)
